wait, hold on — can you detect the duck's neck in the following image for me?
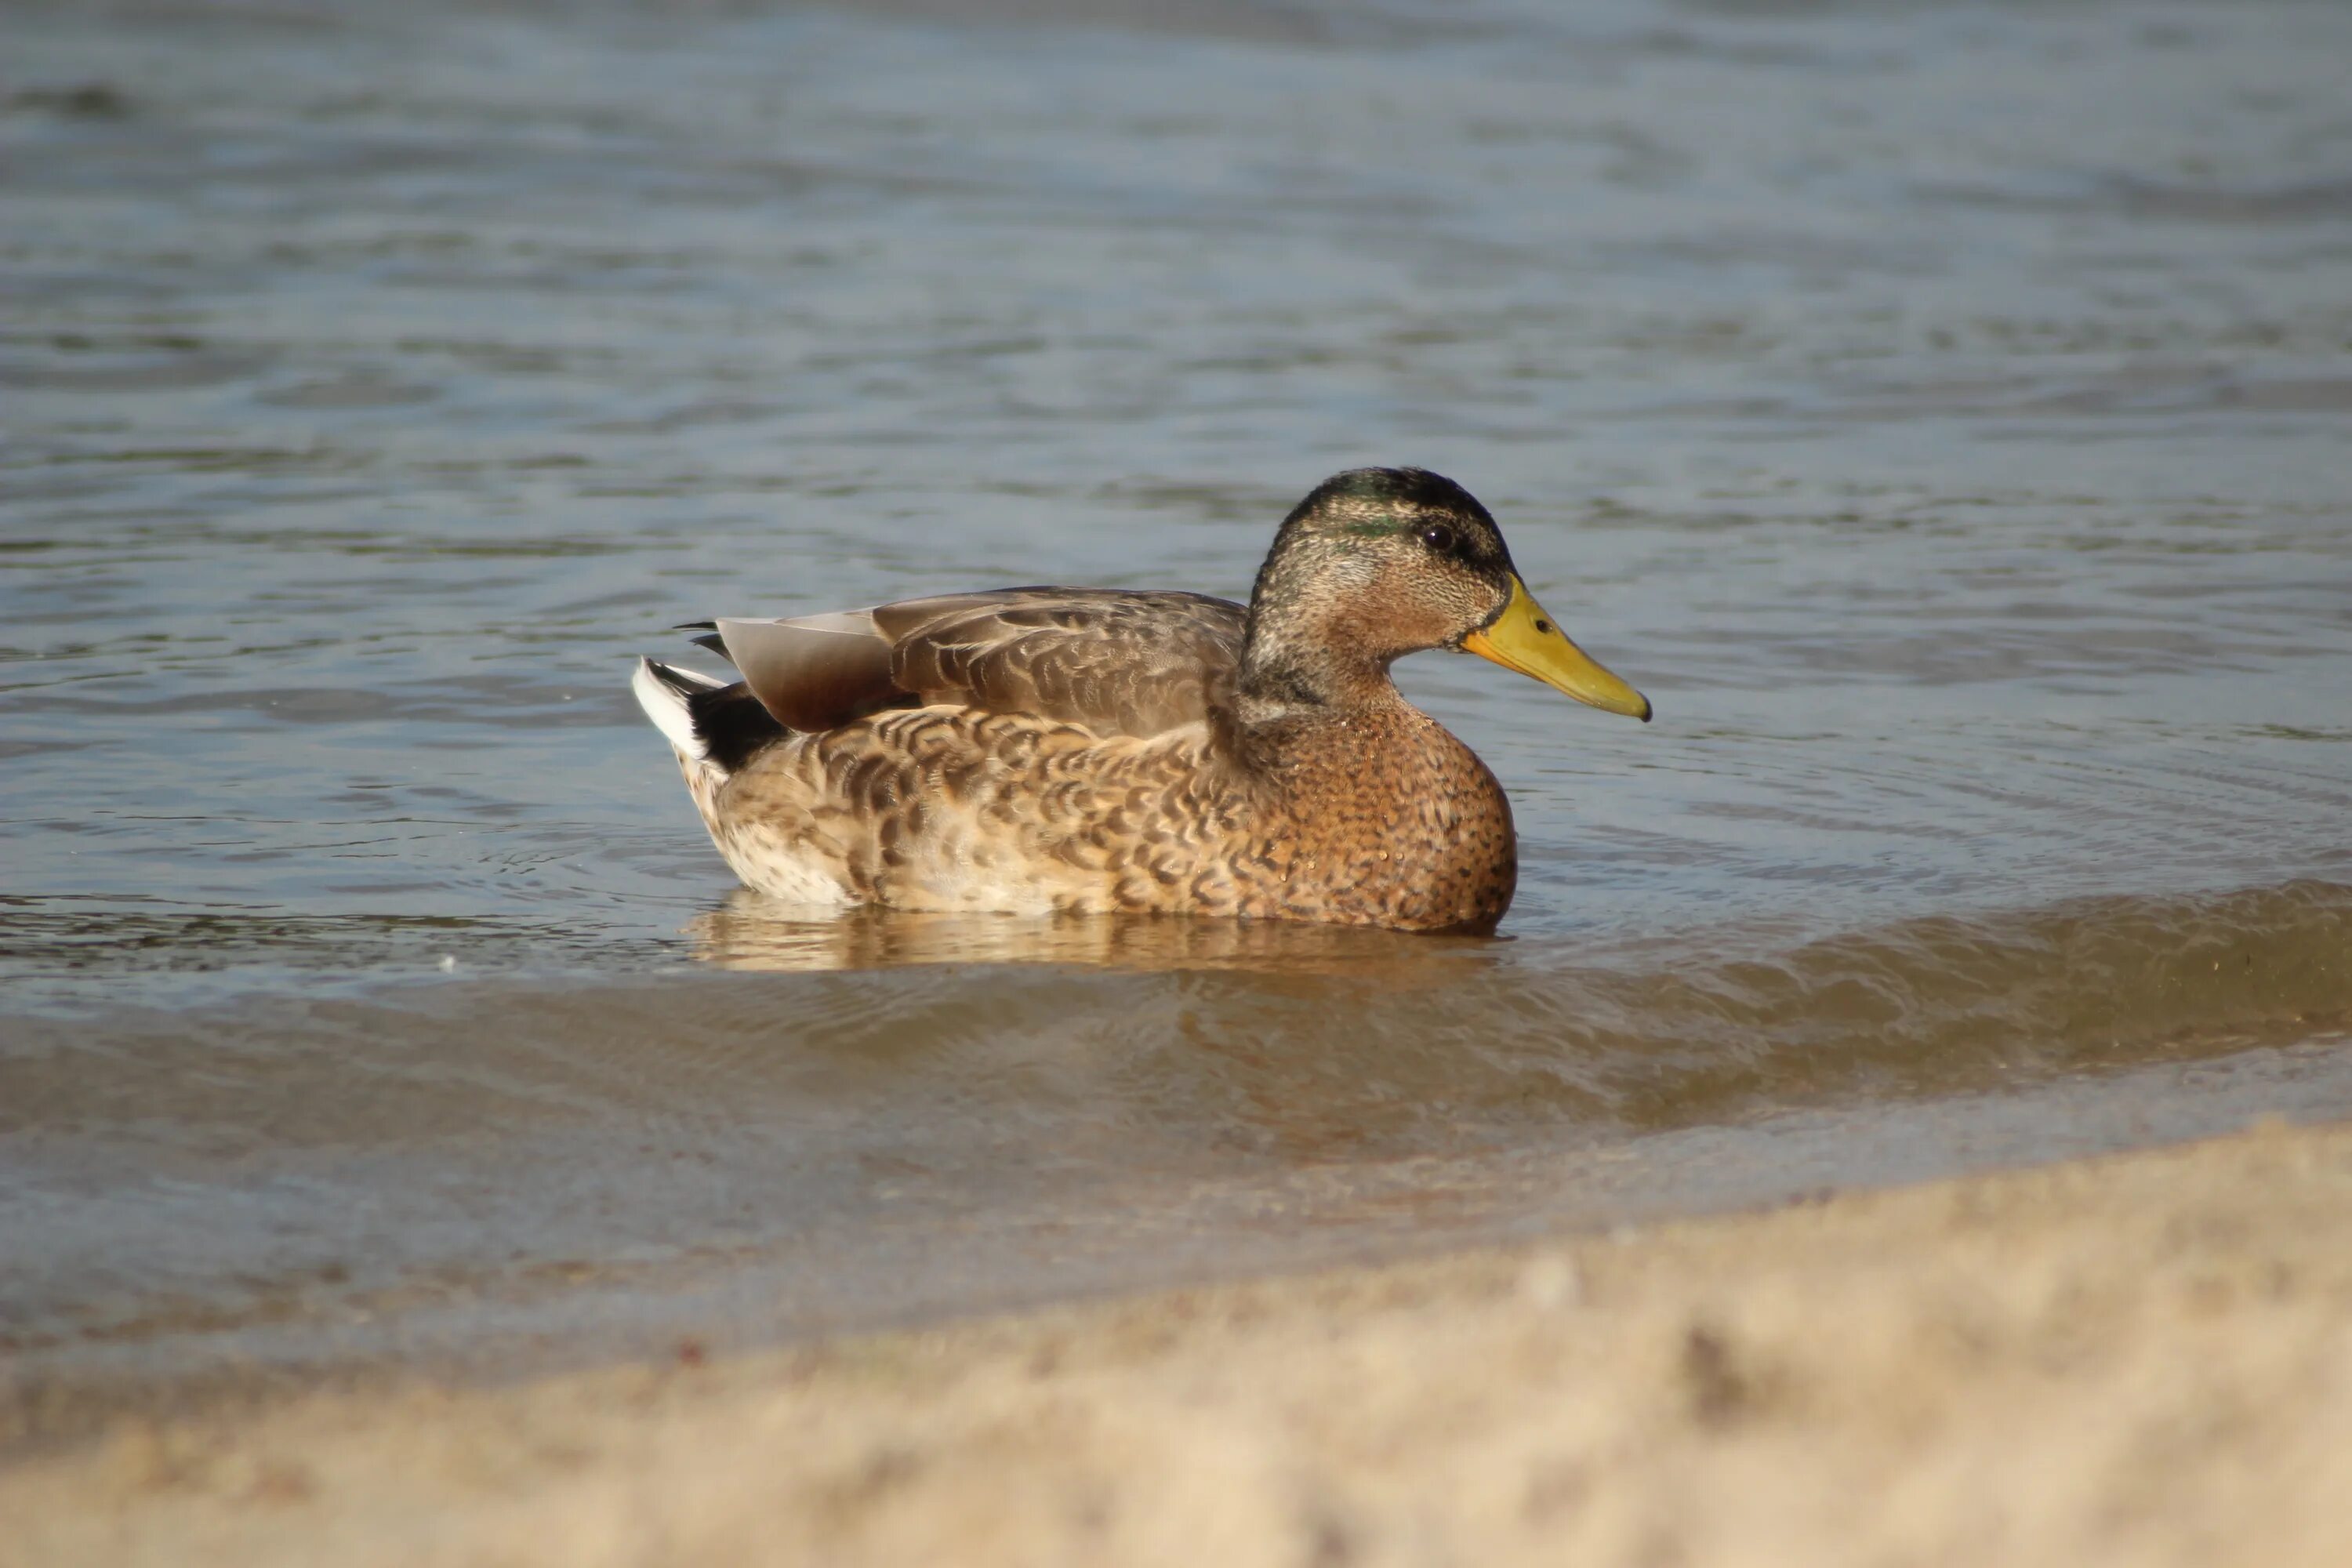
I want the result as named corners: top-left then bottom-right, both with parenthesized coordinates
top-left (1235, 629), bottom-right (1401, 724)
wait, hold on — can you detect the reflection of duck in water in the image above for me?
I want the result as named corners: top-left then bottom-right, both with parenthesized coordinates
top-left (684, 887), bottom-right (1500, 976)
top-left (633, 468), bottom-right (1650, 933)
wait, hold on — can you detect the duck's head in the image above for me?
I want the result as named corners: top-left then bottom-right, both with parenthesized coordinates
top-left (1240, 467), bottom-right (1651, 722)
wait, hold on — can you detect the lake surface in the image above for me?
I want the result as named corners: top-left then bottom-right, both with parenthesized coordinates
top-left (5, 0), bottom-right (2351, 1438)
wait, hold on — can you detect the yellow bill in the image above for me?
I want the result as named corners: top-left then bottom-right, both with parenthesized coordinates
top-left (1461, 576), bottom-right (1652, 722)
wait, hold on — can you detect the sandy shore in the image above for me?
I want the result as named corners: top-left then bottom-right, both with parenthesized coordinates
top-left (8, 1117), bottom-right (2350, 1568)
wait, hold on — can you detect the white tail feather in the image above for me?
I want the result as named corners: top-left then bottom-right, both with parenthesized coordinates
top-left (631, 658), bottom-right (720, 761)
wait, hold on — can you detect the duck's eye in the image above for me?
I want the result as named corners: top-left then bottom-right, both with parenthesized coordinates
top-left (1418, 523), bottom-right (1457, 554)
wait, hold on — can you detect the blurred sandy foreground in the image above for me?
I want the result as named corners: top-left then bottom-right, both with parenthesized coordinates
top-left (9, 1120), bottom-right (2351, 1568)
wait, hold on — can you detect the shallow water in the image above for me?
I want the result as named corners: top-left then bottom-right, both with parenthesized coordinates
top-left (5, 0), bottom-right (2351, 1431)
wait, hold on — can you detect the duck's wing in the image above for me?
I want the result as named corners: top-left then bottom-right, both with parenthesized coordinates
top-left (694, 608), bottom-right (906, 735)
top-left (706, 587), bottom-right (1247, 739)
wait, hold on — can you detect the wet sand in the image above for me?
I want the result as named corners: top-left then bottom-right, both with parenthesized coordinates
top-left (9, 1117), bottom-right (2348, 1568)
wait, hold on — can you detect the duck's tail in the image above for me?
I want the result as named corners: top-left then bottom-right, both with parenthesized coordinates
top-left (631, 658), bottom-right (788, 779)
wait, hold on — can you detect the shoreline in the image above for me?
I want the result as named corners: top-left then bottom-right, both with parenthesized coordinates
top-left (9, 1117), bottom-right (2351, 1566)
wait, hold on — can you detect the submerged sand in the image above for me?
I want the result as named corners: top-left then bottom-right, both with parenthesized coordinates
top-left (8, 1118), bottom-right (2350, 1568)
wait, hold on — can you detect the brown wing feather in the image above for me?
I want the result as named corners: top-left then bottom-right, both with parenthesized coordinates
top-left (878, 588), bottom-right (1244, 738)
top-left (715, 611), bottom-right (907, 733)
top-left (709, 589), bottom-right (1245, 740)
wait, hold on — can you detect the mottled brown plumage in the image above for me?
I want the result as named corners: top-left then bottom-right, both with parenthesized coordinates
top-left (633, 468), bottom-right (1651, 933)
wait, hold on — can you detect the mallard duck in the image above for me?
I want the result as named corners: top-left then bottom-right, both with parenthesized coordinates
top-left (632, 467), bottom-right (1650, 933)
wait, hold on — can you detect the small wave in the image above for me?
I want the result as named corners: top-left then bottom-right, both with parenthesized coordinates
top-left (16, 880), bottom-right (2339, 1159)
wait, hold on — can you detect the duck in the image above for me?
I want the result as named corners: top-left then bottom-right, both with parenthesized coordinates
top-left (631, 466), bottom-right (1650, 933)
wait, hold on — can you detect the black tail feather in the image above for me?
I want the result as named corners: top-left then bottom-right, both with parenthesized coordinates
top-left (685, 681), bottom-right (789, 772)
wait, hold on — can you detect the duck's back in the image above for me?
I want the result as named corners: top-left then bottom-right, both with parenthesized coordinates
top-left (715, 587), bottom-right (1247, 739)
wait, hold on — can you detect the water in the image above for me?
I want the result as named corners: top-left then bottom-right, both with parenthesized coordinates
top-left (4, 0), bottom-right (2351, 1436)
